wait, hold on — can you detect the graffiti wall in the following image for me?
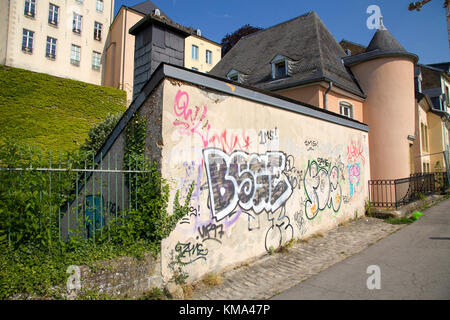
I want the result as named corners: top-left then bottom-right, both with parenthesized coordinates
top-left (159, 80), bottom-right (370, 281)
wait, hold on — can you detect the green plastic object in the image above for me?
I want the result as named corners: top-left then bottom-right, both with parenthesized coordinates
top-left (412, 211), bottom-right (424, 220)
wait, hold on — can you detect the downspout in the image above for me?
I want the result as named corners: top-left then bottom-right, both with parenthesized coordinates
top-left (121, 8), bottom-right (127, 91)
top-left (324, 81), bottom-right (333, 110)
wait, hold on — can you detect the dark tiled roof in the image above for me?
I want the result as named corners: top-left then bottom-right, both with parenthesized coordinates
top-left (131, 1), bottom-right (169, 17)
top-left (427, 62), bottom-right (450, 74)
top-left (339, 40), bottom-right (367, 56)
top-left (210, 11), bottom-right (365, 97)
top-left (365, 28), bottom-right (406, 53)
top-left (129, 12), bottom-right (195, 36)
top-left (343, 27), bottom-right (418, 66)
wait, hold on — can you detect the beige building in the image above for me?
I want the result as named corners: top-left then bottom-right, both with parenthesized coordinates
top-left (104, 1), bottom-right (222, 105)
top-left (0, 0), bottom-right (114, 85)
top-left (184, 33), bottom-right (221, 73)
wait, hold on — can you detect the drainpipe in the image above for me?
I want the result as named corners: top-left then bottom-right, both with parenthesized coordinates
top-left (324, 81), bottom-right (333, 110)
top-left (121, 8), bottom-right (127, 91)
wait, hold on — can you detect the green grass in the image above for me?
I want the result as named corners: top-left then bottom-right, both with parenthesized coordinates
top-left (384, 217), bottom-right (414, 225)
top-left (0, 65), bottom-right (126, 153)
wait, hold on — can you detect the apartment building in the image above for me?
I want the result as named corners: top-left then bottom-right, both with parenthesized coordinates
top-left (0, 0), bottom-right (114, 85)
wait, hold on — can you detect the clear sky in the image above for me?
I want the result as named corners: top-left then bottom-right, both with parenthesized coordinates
top-left (116, 0), bottom-right (449, 64)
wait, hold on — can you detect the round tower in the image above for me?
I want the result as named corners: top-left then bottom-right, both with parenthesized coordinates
top-left (346, 23), bottom-right (418, 180)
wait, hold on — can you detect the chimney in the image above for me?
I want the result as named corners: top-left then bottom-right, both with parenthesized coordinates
top-left (129, 15), bottom-right (191, 100)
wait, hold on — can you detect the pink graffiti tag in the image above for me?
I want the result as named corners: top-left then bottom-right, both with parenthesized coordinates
top-left (173, 90), bottom-right (211, 148)
top-left (173, 90), bottom-right (251, 152)
top-left (347, 140), bottom-right (365, 164)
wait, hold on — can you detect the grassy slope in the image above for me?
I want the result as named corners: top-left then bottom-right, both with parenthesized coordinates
top-left (0, 65), bottom-right (126, 153)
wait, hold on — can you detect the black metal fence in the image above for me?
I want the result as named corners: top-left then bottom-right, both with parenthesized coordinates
top-left (369, 172), bottom-right (449, 209)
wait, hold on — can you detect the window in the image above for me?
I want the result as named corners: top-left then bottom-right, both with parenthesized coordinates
top-left (206, 50), bottom-right (212, 65)
top-left (46, 37), bottom-right (57, 59)
top-left (421, 123), bottom-right (429, 152)
top-left (92, 51), bottom-right (101, 71)
top-left (71, 44), bottom-right (81, 66)
top-left (22, 29), bottom-right (34, 53)
top-left (274, 61), bottom-right (286, 78)
top-left (227, 69), bottom-right (240, 82)
top-left (48, 4), bottom-right (59, 26)
top-left (76, 0), bottom-right (83, 3)
top-left (24, 0), bottom-right (36, 17)
top-left (192, 45), bottom-right (198, 60)
top-left (94, 22), bottom-right (102, 41)
top-left (73, 13), bottom-right (82, 34)
top-left (271, 55), bottom-right (289, 79)
top-left (339, 102), bottom-right (353, 119)
top-left (96, 0), bottom-right (103, 12)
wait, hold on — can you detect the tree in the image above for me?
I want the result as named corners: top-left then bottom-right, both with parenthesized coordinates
top-left (80, 112), bottom-right (123, 154)
top-left (220, 24), bottom-right (263, 57)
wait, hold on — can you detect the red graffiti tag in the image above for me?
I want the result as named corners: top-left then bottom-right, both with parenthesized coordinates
top-left (210, 129), bottom-right (251, 153)
top-left (347, 140), bottom-right (365, 164)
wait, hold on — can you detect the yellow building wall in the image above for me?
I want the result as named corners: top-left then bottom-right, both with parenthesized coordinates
top-left (184, 35), bottom-right (221, 73)
top-left (428, 112), bottom-right (446, 172)
top-left (104, 7), bottom-right (143, 105)
top-left (414, 102), bottom-right (431, 173)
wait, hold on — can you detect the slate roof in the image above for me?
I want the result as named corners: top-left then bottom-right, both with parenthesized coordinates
top-left (365, 28), bottom-right (407, 53)
top-left (209, 11), bottom-right (366, 98)
top-left (130, 1), bottom-right (170, 18)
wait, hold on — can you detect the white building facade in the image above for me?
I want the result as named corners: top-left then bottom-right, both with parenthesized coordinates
top-left (0, 0), bottom-right (114, 85)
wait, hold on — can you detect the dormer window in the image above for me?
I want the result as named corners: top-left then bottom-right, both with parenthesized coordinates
top-left (271, 55), bottom-right (289, 79)
top-left (227, 69), bottom-right (240, 83)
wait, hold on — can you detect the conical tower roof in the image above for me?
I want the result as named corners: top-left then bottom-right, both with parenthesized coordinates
top-left (343, 18), bottom-right (417, 66)
top-left (365, 26), bottom-right (406, 53)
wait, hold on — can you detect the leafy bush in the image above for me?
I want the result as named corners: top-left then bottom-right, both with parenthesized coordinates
top-left (80, 113), bottom-right (123, 154)
top-left (0, 113), bottom-right (194, 298)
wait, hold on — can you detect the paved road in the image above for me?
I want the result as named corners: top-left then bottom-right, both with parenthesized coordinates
top-left (271, 198), bottom-right (450, 300)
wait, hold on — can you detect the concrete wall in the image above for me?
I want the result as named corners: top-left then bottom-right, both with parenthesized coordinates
top-left (133, 24), bottom-right (185, 101)
top-left (158, 79), bottom-right (370, 282)
top-left (3, 0), bottom-right (114, 85)
top-left (72, 72), bottom-right (370, 285)
top-left (351, 57), bottom-right (416, 180)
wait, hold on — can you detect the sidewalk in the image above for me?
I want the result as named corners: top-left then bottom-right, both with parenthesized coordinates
top-left (271, 197), bottom-right (450, 300)
top-left (191, 215), bottom-right (406, 300)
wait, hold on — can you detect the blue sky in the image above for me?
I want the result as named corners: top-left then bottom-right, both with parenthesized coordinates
top-left (116, 0), bottom-right (449, 64)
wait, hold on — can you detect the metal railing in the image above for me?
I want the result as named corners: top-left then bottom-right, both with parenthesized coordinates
top-left (369, 172), bottom-right (449, 209)
top-left (0, 148), bottom-right (150, 245)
